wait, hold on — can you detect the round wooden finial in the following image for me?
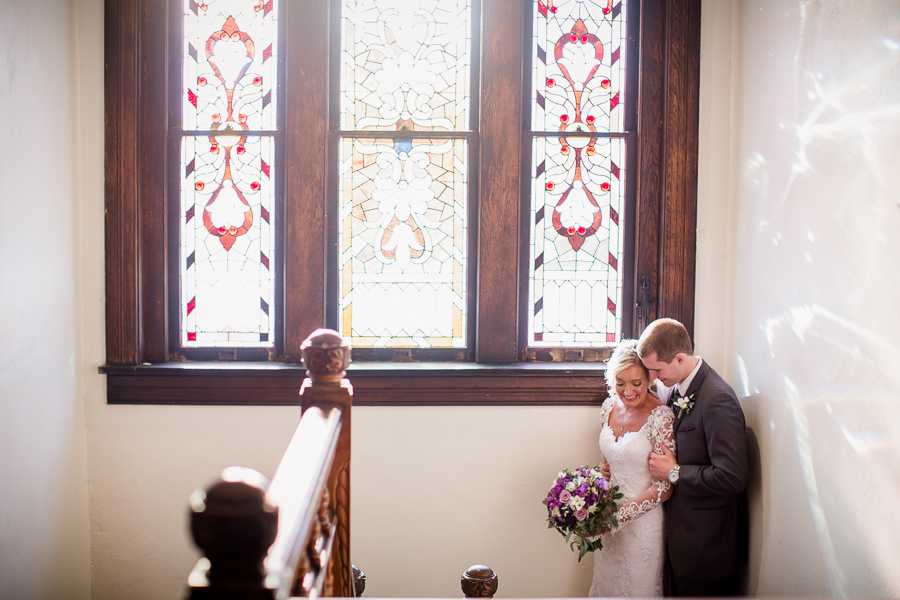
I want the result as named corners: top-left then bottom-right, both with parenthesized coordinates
top-left (189, 466), bottom-right (279, 586)
top-left (300, 328), bottom-right (351, 384)
top-left (461, 564), bottom-right (498, 598)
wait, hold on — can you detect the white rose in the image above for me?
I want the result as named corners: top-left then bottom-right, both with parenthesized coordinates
top-left (566, 482), bottom-right (576, 491)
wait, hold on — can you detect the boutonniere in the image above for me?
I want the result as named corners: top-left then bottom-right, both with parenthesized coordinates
top-left (673, 393), bottom-right (696, 419)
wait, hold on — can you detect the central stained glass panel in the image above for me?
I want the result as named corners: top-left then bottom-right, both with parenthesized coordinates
top-left (339, 0), bottom-right (471, 348)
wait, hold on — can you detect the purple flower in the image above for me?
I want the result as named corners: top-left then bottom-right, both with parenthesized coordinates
top-left (575, 508), bottom-right (588, 521)
top-left (559, 490), bottom-right (571, 503)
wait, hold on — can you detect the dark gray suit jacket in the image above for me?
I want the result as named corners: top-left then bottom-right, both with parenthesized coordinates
top-left (665, 361), bottom-right (748, 582)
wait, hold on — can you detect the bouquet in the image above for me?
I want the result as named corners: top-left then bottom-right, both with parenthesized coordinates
top-left (543, 465), bottom-right (623, 561)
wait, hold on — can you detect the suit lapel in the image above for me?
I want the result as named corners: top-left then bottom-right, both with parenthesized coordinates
top-left (673, 361), bottom-right (711, 431)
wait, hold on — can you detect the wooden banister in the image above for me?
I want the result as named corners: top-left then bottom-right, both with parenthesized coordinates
top-left (186, 329), bottom-right (355, 599)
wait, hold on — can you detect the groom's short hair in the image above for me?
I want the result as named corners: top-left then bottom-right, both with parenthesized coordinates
top-left (636, 318), bottom-right (693, 363)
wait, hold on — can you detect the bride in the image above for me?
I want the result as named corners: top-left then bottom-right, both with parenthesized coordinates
top-left (589, 340), bottom-right (675, 597)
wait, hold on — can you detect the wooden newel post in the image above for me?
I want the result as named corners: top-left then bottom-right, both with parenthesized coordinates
top-left (461, 565), bottom-right (498, 599)
top-left (188, 467), bottom-right (278, 599)
top-left (300, 329), bottom-right (354, 597)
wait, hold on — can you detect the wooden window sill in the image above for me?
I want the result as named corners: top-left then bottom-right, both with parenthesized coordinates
top-left (99, 362), bottom-right (609, 406)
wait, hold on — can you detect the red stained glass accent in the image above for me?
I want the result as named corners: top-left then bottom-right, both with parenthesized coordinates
top-left (567, 226), bottom-right (576, 235)
top-left (261, 159), bottom-right (270, 178)
top-left (611, 161), bottom-right (620, 179)
top-left (263, 44), bottom-right (272, 61)
top-left (607, 298), bottom-right (616, 315)
top-left (236, 145), bottom-right (246, 155)
top-left (601, 182), bottom-right (611, 192)
top-left (609, 252), bottom-right (618, 270)
top-left (253, 76), bottom-right (263, 86)
top-left (607, 333), bottom-right (616, 342)
top-left (570, 34), bottom-right (577, 43)
top-left (535, 332), bottom-right (544, 341)
top-left (610, 92), bottom-right (620, 110)
top-left (580, 35), bottom-right (589, 43)
top-left (551, 6), bottom-right (557, 13)
top-left (195, 181), bottom-right (205, 191)
top-left (212, 114), bottom-right (221, 123)
top-left (601, 79), bottom-right (611, 89)
top-left (610, 205), bottom-right (619, 225)
top-left (188, 332), bottom-right (197, 341)
top-left (586, 115), bottom-right (596, 124)
top-left (561, 146), bottom-right (569, 155)
top-left (187, 297), bottom-right (196, 315)
top-left (546, 181), bottom-right (555, 191)
top-left (200, 4), bottom-right (207, 10)
top-left (218, 226), bottom-right (227, 235)
top-left (586, 146), bottom-right (596, 156)
top-left (188, 89), bottom-right (198, 108)
top-left (197, 77), bottom-right (207, 86)
top-left (547, 77), bottom-right (555, 87)
top-left (250, 181), bottom-right (260, 191)
top-left (577, 226), bottom-right (586, 235)
top-left (228, 226), bottom-right (238, 235)
top-left (238, 114), bottom-right (248, 123)
top-left (538, 0), bottom-right (547, 17)
top-left (210, 145), bottom-right (219, 154)
top-left (560, 114), bottom-right (569, 123)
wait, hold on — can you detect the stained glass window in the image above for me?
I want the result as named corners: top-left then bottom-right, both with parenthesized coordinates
top-left (180, 1), bottom-right (278, 347)
top-left (338, 0), bottom-right (472, 349)
top-left (529, 0), bottom-right (628, 346)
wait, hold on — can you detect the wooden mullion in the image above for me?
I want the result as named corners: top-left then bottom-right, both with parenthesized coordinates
top-left (283, 0), bottom-right (329, 362)
top-left (477, 0), bottom-right (524, 364)
top-left (139, 0), bottom-right (169, 363)
top-left (104, 0), bottom-right (141, 366)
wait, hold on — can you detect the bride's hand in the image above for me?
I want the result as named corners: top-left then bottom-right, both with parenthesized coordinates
top-left (600, 462), bottom-right (611, 479)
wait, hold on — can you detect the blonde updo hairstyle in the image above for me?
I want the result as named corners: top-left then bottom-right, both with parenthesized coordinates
top-left (605, 339), bottom-right (656, 398)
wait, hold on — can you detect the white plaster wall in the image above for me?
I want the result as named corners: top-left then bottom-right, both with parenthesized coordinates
top-left (0, 0), bottom-right (92, 598)
top-left (697, 0), bottom-right (900, 596)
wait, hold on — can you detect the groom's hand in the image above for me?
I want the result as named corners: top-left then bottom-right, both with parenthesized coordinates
top-left (649, 444), bottom-right (677, 480)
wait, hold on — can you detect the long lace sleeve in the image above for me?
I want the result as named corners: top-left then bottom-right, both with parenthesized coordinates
top-left (614, 406), bottom-right (676, 529)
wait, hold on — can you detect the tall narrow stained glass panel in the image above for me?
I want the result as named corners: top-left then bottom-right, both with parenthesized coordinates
top-left (529, 0), bottom-right (627, 346)
top-left (339, 0), bottom-right (471, 348)
top-left (180, 1), bottom-right (277, 347)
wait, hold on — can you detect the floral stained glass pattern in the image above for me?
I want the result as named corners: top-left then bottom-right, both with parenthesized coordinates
top-left (529, 0), bottom-right (627, 346)
top-left (340, 0), bottom-right (471, 132)
top-left (339, 0), bottom-right (471, 348)
top-left (180, 1), bottom-right (277, 347)
top-left (339, 138), bottom-right (467, 348)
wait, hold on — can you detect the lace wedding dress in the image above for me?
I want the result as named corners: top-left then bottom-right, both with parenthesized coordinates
top-left (588, 401), bottom-right (675, 598)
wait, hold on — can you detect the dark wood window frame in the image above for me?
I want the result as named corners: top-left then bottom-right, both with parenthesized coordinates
top-left (101, 0), bottom-right (700, 406)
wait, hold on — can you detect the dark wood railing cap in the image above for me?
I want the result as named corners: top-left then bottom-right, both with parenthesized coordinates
top-left (189, 467), bottom-right (279, 589)
top-left (461, 564), bottom-right (498, 598)
top-left (301, 328), bottom-right (351, 385)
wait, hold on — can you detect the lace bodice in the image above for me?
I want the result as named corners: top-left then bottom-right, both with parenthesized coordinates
top-left (589, 400), bottom-right (675, 597)
top-left (597, 400), bottom-right (676, 528)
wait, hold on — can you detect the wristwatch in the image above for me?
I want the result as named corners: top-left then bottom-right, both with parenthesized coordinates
top-left (667, 464), bottom-right (681, 484)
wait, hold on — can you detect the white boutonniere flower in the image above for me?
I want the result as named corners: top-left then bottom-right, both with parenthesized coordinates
top-left (673, 393), bottom-right (696, 419)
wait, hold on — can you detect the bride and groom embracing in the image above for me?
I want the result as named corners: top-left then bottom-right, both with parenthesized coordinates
top-left (588, 318), bottom-right (748, 598)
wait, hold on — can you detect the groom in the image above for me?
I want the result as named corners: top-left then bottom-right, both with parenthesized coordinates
top-left (638, 318), bottom-right (748, 597)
